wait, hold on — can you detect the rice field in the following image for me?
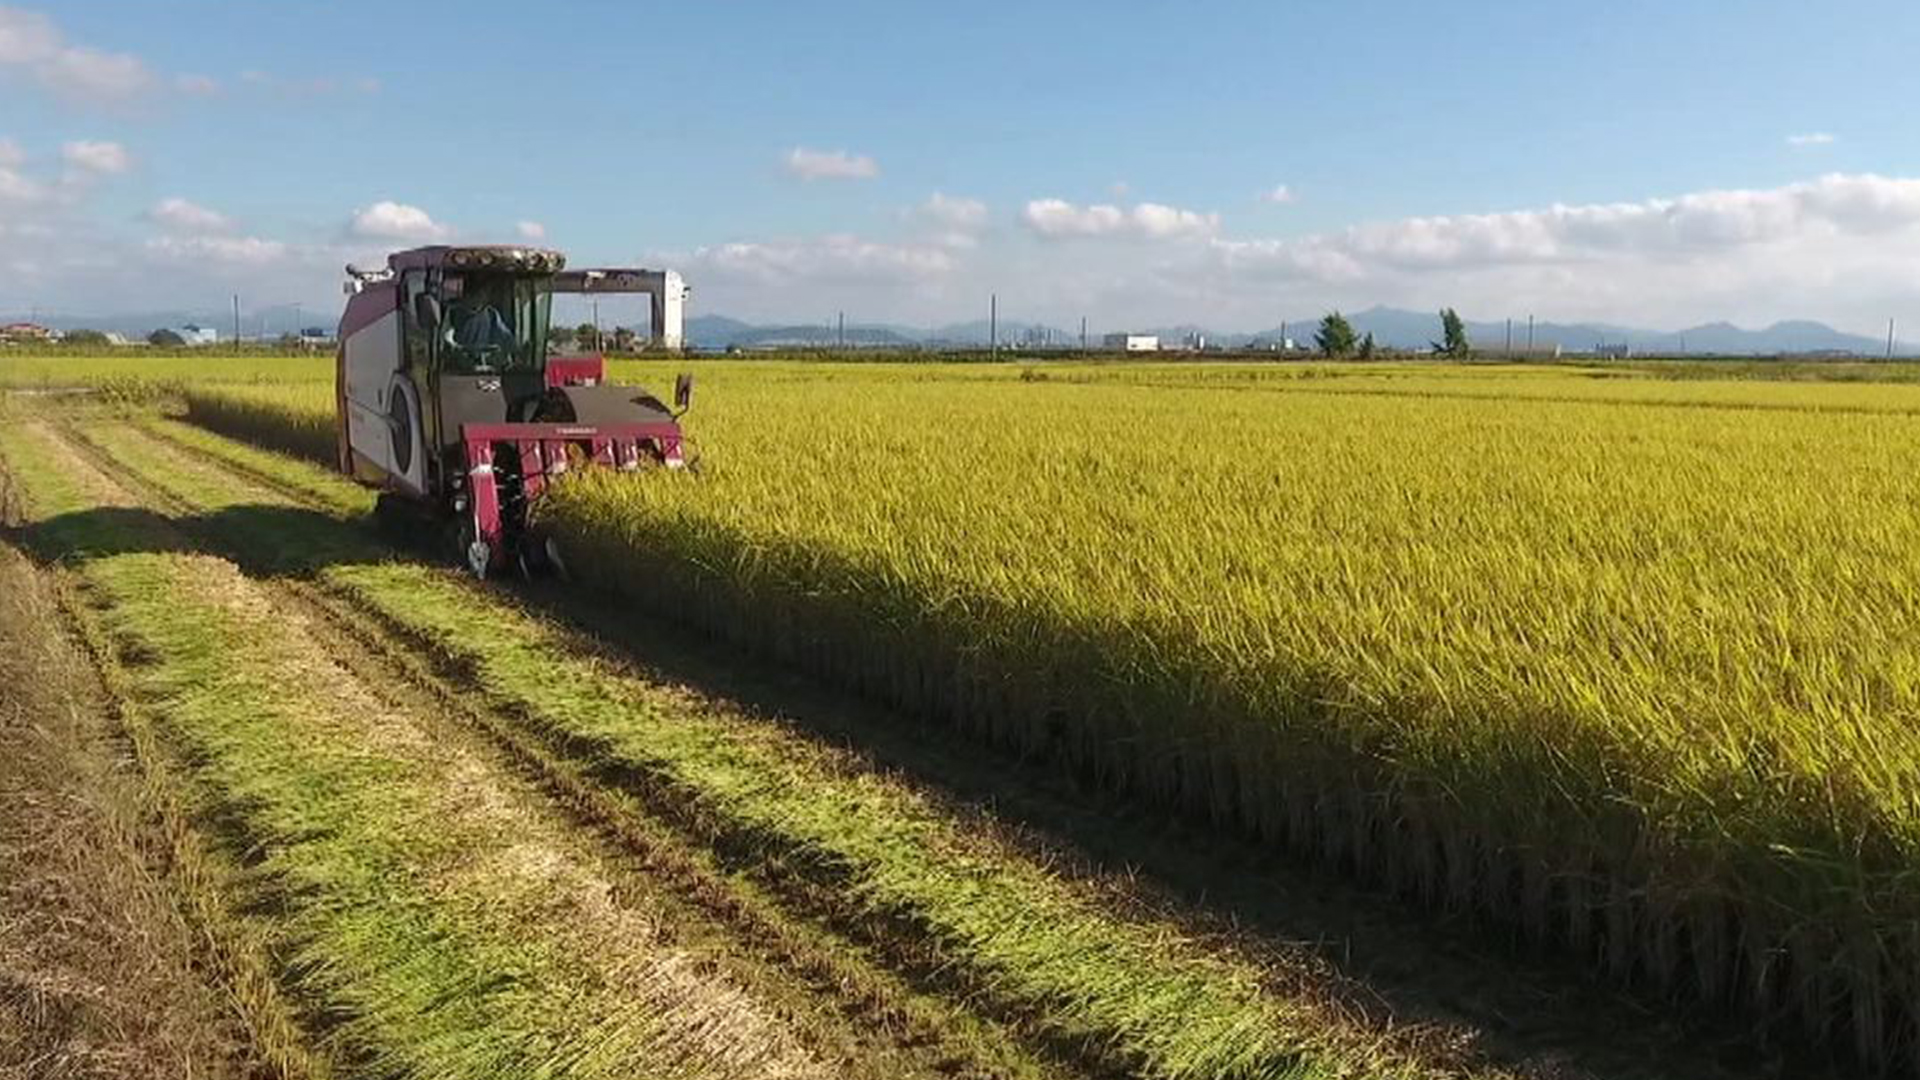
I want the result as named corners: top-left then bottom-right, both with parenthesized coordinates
top-left (550, 366), bottom-right (1920, 1058)
top-left (11, 352), bottom-right (1920, 1073)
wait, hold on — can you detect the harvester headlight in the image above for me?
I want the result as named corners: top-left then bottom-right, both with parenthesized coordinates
top-left (451, 250), bottom-right (471, 266)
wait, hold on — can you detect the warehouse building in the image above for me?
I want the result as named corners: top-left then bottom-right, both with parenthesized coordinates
top-left (1102, 333), bottom-right (1159, 352)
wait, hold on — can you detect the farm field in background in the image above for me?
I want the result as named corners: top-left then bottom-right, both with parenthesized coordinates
top-left (5, 351), bottom-right (1917, 1076)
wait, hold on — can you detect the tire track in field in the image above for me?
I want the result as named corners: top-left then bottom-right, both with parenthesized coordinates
top-left (51, 418), bottom-right (1087, 1080)
top-left (123, 415), bottom-right (1846, 1080)
top-left (34, 420), bottom-right (1052, 1080)
top-left (0, 421), bottom-right (330, 1080)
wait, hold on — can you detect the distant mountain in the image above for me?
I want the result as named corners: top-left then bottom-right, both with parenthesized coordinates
top-left (9, 306), bottom-right (1894, 357)
top-left (1242, 307), bottom-right (1889, 356)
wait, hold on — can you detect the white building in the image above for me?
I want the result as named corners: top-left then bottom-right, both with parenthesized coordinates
top-left (177, 323), bottom-right (219, 346)
top-left (1102, 333), bottom-right (1159, 352)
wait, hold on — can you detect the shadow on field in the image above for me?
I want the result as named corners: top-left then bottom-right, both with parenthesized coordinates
top-left (10, 494), bottom-right (1834, 1080)
top-left (10, 504), bottom-right (373, 579)
top-left (514, 575), bottom-right (1839, 1080)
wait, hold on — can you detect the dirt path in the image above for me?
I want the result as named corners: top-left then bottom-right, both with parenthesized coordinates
top-left (1, 413), bottom-right (1849, 1080)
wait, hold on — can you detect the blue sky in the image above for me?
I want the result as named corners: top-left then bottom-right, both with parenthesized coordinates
top-left (4, 1), bottom-right (1920, 334)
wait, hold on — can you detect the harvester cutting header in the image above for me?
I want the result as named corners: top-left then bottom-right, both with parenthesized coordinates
top-left (336, 245), bottom-right (693, 578)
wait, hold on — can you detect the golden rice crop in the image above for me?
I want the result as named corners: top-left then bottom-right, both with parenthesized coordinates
top-left (181, 384), bottom-right (336, 464)
top-left (549, 365), bottom-right (1920, 1066)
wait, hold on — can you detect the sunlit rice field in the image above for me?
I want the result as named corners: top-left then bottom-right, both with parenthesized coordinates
top-left (166, 358), bottom-right (1920, 1063)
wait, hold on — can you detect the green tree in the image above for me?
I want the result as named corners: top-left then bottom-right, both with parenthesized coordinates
top-left (548, 325), bottom-right (577, 352)
top-left (63, 328), bottom-right (110, 347)
top-left (147, 328), bottom-right (185, 347)
top-left (1432, 308), bottom-right (1471, 357)
top-left (1358, 331), bottom-right (1376, 360)
top-left (1315, 311), bottom-right (1357, 358)
top-left (575, 322), bottom-right (600, 350)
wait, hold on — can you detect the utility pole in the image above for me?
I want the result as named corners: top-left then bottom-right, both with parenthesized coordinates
top-left (989, 293), bottom-right (997, 358)
top-left (1505, 317), bottom-right (1512, 357)
top-left (1526, 314), bottom-right (1534, 353)
top-left (232, 294), bottom-right (241, 353)
top-left (1889, 318), bottom-right (1897, 360)
top-left (1079, 315), bottom-right (1087, 353)
top-left (591, 299), bottom-right (600, 350)
top-left (1280, 319), bottom-right (1289, 351)
top-left (837, 310), bottom-right (845, 349)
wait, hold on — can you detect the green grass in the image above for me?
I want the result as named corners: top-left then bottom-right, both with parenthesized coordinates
top-left (0, 424), bottom-right (829, 1080)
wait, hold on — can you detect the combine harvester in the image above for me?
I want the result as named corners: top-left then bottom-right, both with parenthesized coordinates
top-left (336, 245), bottom-right (692, 577)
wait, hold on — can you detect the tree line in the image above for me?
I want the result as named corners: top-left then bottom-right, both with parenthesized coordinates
top-left (1313, 308), bottom-right (1470, 359)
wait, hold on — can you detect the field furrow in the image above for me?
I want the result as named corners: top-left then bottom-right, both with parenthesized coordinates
top-left (0, 421), bottom-right (976, 1080)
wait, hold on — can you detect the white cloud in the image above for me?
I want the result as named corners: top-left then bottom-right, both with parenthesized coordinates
top-left (347, 200), bottom-right (449, 242)
top-left (685, 234), bottom-right (953, 286)
top-left (784, 147), bottom-right (878, 181)
top-left (1787, 132), bottom-right (1837, 148)
top-left (144, 234), bottom-right (289, 266)
top-left (0, 6), bottom-right (153, 102)
top-left (0, 137), bottom-right (21, 168)
top-left (149, 197), bottom-right (233, 234)
top-left (1209, 173), bottom-right (1920, 282)
top-left (515, 220), bottom-right (546, 240)
top-left (61, 139), bottom-right (129, 175)
top-left (1259, 184), bottom-right (1296, 204)
top-left (919, 192), bottom-right (988, 230)
top-left (175, 73), bottom-right (218, 95)
top-left (1023, 198), bottom-right (1219, 240)
top-left (0, 165), bottom-right (47, 204)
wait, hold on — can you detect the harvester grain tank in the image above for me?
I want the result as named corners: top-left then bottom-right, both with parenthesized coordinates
top-left (336, 245), bottom-right (692, 577)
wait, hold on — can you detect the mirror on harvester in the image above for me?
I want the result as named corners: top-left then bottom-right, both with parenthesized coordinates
top-left (414, 292), bottom-right (441, 330)
top-left (674, 372), bottom-right (694, 414)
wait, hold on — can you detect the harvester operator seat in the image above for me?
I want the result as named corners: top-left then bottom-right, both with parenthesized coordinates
top-left (447, 304), bottom-right (517, 370)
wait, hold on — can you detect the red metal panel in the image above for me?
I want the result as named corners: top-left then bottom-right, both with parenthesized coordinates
top-left (545, 355), bottom-right (605, 388)
top-left (465, 438), bottom-right (503, 563)
top-left (518, 439), bottom-right (545, 501)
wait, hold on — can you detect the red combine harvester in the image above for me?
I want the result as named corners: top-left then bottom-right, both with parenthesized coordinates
top-left (336, 245), bottom-right (692, 577)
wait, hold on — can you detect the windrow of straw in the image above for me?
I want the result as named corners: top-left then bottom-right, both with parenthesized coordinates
top-left (0, 421), bottom-right (831, 1080)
